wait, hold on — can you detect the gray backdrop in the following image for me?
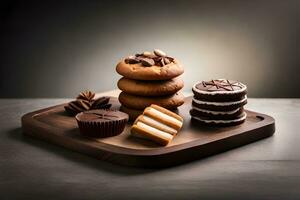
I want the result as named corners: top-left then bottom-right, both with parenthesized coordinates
top-left (1, 0), bottom-right (300, 98)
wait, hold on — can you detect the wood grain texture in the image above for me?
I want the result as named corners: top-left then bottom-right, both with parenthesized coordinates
top-left (21, 95), bottom-right (275, 167)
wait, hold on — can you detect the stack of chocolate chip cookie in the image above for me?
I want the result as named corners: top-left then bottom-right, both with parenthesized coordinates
top-left (116, 49), bottom-right (185, 120)
top-left (190, 79), bottom-right (247, 126)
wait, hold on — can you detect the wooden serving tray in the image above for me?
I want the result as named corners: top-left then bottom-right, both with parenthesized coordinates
top-left (22, 96), bottom-right (275, 168)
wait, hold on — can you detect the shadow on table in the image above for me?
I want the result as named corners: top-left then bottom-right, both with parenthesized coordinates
top-left (7, 127), bottom-right (165, 175)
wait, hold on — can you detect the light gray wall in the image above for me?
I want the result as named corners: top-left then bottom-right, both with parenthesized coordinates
top-left (1, 0), bottom-right (300, 98)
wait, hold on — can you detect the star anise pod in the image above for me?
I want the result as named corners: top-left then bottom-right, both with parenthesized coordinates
top-left (64, 91), bottom-right (112, 116)
top-left (77, 90), bottom-right (95, 102)
top-left (90, 96), bottom-right (111, 109)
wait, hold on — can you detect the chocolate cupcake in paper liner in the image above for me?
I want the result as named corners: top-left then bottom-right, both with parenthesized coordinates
top-left (75, 109), bottom-right (128, 138)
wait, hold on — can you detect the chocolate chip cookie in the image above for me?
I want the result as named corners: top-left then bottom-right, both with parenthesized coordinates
top-left (117, 77), bottom-right (184, 96)
top-left (119, 91), bottom-right (185, 110)
top-left (116, 49), bottom-right (184, 80)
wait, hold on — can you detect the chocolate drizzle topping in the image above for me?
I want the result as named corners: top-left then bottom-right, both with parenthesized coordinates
top-left (198, 79), bottom-right (245, 92)
top-left (124, 49), bottom-right (175, 67)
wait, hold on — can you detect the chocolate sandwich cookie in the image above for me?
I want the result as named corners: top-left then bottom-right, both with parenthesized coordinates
top-left (190, 107), bottom-right (244, 120)
top-left (191, 112), bottom-right (247, 127)
top-left (192, 96), bottom-right (247, 111)
top-left (192, 79), bottom-right (247, 102)
top-left (116, 49), bottom-right (184, 80)
top-left (190, 79), bottom-right (248, 126)
top-left (117, 77), bottom-right (184, 96)
top-left (76, 109), bottom-right (128, 138)
top-left (118, 91), bottom-right (185, 110)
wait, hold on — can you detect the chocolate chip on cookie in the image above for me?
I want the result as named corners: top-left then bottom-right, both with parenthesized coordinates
top-left (154, 49), bottom-right (167, 57)
top-left (141, 58), bottom-right (155, 67)
top-left (143, 51), bottom-right (156, 58)
top-left (123, 49), bottom-right (175, 67)
top-left (125, 55), bottom-right (140, 64)
top-left (164, 57), bottom-right (171, 64)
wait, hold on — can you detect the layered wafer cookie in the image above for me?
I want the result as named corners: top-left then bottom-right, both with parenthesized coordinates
top-left (131, 104), bottom-right (183, 146)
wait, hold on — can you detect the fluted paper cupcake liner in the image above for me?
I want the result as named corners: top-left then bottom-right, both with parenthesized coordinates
top-left (76, 118), bottom-right (127, 138)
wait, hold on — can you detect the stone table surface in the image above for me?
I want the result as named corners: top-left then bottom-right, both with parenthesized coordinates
top-left (1, 91), bottom-right (300, 200)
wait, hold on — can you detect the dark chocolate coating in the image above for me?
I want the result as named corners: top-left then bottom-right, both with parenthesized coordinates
top-left (192, 79), bottom-right (247, 102)
top-left (195, 79), bottom-right (245, 92)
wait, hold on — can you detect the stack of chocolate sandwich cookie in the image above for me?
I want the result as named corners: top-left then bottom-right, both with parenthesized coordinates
top-left (116, 49), bottom-right (185, 120)
top-left (190, 79), bottom-right (247, 126)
